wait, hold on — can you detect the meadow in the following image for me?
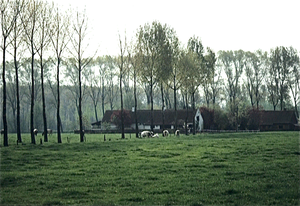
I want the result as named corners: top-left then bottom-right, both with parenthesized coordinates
top-left (0, 132), bottom-right (299, 205)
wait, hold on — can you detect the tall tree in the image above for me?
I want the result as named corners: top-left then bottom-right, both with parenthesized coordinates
top-left (268, 47), bottom-right (291, 111)
top-left (21, 0), bottom-right (43, 144)
top-left (1, 0), bottom-right (21, 146)
top-left (187, 36), bottom-right (205, 134)
top-left (36, 1), bottom-right (51, 142)
top-left (9, 0), bottom-right (25, 143)
top-left (68, 10), bottom-right (93, 142)
top-left (117, 33), bottom-right (127, 139)
top-left (49, 5), bottom-right (70, 143)
top-left (286, 47), bottom-right (300, 118)
top-left (244, 50), bottom-right (267, 109)
top-left (219, 50), bottom-right (245, 130)
top-left (128, 44), bottom-right (141, 138)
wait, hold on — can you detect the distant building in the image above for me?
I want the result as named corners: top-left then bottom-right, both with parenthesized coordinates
top-left (259, 110), bottom-right (299, 131)
top-left (101, 109), bottom-right (204, 132)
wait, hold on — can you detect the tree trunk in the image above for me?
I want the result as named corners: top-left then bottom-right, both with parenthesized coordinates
top-left (185, 92), bottom-right (188, 135)
top-left (30, 43), bottom-right (35, 144)
top-left (161, 82), bottom-right (165, 131)
top-left (79, 67), bottom-right (84, 142)
top-left (134, 70), bottom-right (139, 138)
top-left (2, 38), bottom-right (8, 146)
top-left (41, 56), bottom-right (48, 142)
top-left (120, 72), bottom-right (125, 139)
top-left (174, 76), bottom-right (177, 131)
top-left (150, 76), bottom-right (154, 131)
top-left (14, 38), bottom-right (22, 143)
top-left (57, 59), bottom-right (62, 143)
top-left (101, 76), bottom-right (105, 117)
top-left (192, 92), bottom-right (196, 135)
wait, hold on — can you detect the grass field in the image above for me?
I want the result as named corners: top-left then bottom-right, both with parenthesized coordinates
top-left (0, 132), bottom-right (299, 205)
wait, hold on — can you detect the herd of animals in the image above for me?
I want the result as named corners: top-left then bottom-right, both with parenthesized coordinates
top-left (139, 129), bottom-right (180, 138)
top-left (1, 128), bottom-right (179, 141)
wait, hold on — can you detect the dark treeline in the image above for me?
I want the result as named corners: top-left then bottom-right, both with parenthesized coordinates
top-left (1, 0), bottom-right (299, 146)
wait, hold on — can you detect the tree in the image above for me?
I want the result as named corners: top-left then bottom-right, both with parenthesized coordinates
top-left (49, 5), bottom-right (70, 143)
top-left (219, 50), bottom-right (245, 130)
top-left (244, 50), bottom-right (267, 109)
top-left (268, 47), bottom-right (291, 111)
top-left (117, 32), bottom-right (127, 139)
top-left (128, 44), bottom-right (141, 138)
top-left (286, 47), bottom-right (300, 118)
top-left (1, 0), bottom-right (21, 146)
top-left (86, 65), bottom-right (101, 123)
top-left (36, 1), bottom-right (52, 142)
top-left (21, 0), bottom-right (43, 144)
top-left (187, 36), bottom-right (205, 134)
top-left (8, 0), bottom-right (26, 143)
top-left (68, 10), bottom-right (94, 142)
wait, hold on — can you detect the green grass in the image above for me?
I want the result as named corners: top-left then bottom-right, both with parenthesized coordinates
top-left (1, 132), bottom-right (299, 205)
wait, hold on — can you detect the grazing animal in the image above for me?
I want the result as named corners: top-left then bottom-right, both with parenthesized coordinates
top-left (141, 131), bottom-right (152, 138)
top-left (152, 133), bottom-right (159, 138)
top-left (162, 130), bottom-right (169, 137)
top-left (42, 129), bottom-right (52, 136)
top-left (33, 129), bottom-right (38, 136)
top-left (175, 130), bottom-right (180, 136)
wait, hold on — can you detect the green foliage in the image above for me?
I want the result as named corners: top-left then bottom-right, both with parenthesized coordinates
top-left (1, 132), bottom-right (299, 205)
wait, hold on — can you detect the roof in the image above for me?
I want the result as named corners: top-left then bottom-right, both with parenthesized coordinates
top-left (102, 109), bottom-right (197, 125)
top-left (260, 110), bottom-right (298, 126)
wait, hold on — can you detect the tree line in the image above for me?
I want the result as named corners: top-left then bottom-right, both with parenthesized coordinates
top-left (1, 0), bottom-right (299, 146)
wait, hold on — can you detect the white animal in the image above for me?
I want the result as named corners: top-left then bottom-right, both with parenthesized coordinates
top-left (175, 130), bottom-right (180, 136)
top-left (42, 129), bottom-right (52, 136)
top-left (162, 130), bottom-right (169, 137)
top-left (141, 131), bottom-right (152, 138)
top-left (152, 133), bottom-right (159, 138)
top-left (33, 129), bottom-right (38, 136)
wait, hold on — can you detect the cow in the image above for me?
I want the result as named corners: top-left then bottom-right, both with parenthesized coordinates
top-left (162, 130), bottom-right (169, 137)
top-left (33, 129), bottom-right (38, 136)
top-left (175, 130), bottom-right (180, 136)
top-left (42, 129), bottom-right (52, 136)
top-left (141, 131), bottom-right (153, 138)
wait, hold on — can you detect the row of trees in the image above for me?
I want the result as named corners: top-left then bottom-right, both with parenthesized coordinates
top-left (1, 0), bottom-right (299, 146)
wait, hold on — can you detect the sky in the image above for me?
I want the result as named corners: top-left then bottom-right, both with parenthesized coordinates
top-left (51, 0), bottom-right (300, 56)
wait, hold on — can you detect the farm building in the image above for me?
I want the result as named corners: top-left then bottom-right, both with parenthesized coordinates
top-left (101, 109), bottom-right (204, 132)
top-left (259, 110), bottom-right (299, 131)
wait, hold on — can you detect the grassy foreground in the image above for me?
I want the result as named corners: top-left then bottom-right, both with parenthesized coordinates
top-left (0, 132), bottom-right (299, 205)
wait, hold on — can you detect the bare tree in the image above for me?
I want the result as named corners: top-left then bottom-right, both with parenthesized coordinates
top-left (117, 32), bottom-right (127, 139)
top-left (36, 1), bottom-right (52, 142)
top-left (49, 5), bottom-right (70, 143)
top-left (21, 0), bottom-right (43, 144)
top-left (68, 10), bottom-right (94, 142)
top-left (1, 0), bottom-right (23, 146)
top-left (9, 0), bottom-right (26, 143)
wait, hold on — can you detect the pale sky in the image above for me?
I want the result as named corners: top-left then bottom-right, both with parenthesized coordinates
top-left (52, 0), bottom-right (300, 56)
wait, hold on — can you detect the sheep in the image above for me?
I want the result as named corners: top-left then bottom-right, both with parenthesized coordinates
top-left (33, 129), bottom-right (38, 136)
top-left (42, 129), bottom-right (52, 136)
top-left (175, 130), bottom-right (180, 136)
top-left (162, 130), bottom-right (169, 137)
top-left (152, 133), bottom-right (159, 138)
